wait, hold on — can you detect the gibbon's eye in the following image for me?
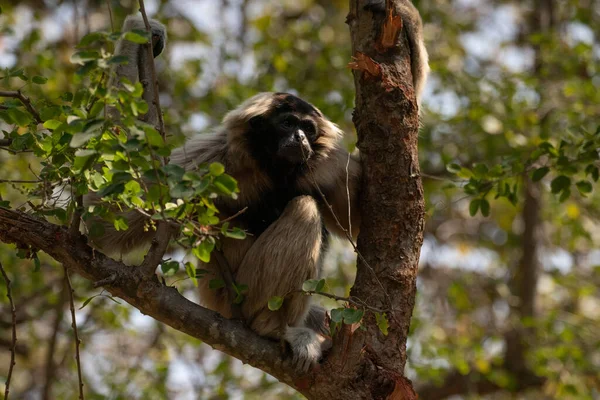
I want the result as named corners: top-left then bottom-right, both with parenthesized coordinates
top-left (280, 116), bottom-right (298, 130)
top-left (300, 120), bottom-right (317, 137)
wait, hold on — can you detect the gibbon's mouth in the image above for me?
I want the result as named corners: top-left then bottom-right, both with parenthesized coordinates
top-left (278, 142), bottom-right (314, 164)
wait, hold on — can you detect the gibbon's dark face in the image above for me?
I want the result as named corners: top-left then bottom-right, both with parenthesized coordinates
top-left (248, 93), bottom-right (322, 166)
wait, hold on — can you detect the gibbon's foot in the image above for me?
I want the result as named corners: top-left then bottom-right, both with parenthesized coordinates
top-left (285, 326), bottom-right (328, 372)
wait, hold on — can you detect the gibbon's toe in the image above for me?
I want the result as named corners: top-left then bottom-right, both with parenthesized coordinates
top-left (285, 327), bottom-right (323, 373)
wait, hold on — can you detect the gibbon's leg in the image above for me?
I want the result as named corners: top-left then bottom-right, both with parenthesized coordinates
top-left (235, 196), bottom-right (326, 371)
top-left (196, 235), bottom-right (255, 318)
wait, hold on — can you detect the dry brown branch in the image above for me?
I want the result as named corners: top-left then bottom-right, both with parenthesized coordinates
top-left (64, 267), bottom-right (85, 399)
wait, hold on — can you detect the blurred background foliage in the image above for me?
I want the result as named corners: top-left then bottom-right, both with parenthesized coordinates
top-left (0, 0), bottom-right (599, 399)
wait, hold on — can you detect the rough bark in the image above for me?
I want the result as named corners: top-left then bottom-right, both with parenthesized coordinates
top-left (0, 0), bottom-right (423, 398)
top-left (349, 0), bottom-right (424, 368)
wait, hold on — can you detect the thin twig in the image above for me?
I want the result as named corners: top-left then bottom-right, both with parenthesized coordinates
top-left (64, 266), bottom-right (85, 400)
top-left (0, 179), bottom-right (41, 184)
top-left (219, 207), bottom-right (248, 224)
top-left (345, 152), bottom-right (352, 236)
top-left (301, 148), bottom-right (392, 308)
top-left (106, 0), bottom-right (115, 32)
top-left (302, 290), bottom-right (387, 313)
top-left (0, 90), bottom-right (42, 124)
top-left (0, 262), bottom-right (17, 400)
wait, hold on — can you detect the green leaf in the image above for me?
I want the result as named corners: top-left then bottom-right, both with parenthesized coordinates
top-left (531, 166), bottom-right (550, 182)
top-left (268, 296), bottom-right (284, 311)
top-left (108, 55), bottom-right (129, 65)
top-left (78, 32), bottom-right (105, 47)
top-left (144, 126), bottom-right (164, 147)
top-left (113, 216), bottom-right (129, 231)
top-left (576, 180), bottom-right (593, 194)
top-left (232, 283), bottom-right (248, 304)
top-left (585, 165), bottom-right (599, 182)
top-left (213, 175), bottom-right (238, 196)
top-left (7, 108), bottom-right (31, 126)
top-left (70, 51), bottom-right (101, 64)
top-left (302, 279), bottom-right (325, 293)
top-left (33, 253), bottom-right (41, 272)
top-left (446, 163), bottom-right (462, 174)
top-left (124, 30), bottom-right (149, 44)
top-left (342, 308), bottom-right (364, 324)
top-left (32, 76), bottom-right (48, 84)
top-left (469, 199), bottom-right (481, 217)
top-left (161, 260), bottom-right (180, 276)
top-left (330, 308), bottom-right (343, 323)
top-left (192, 239), bottom-right (215, 263)
top-left (209, 162), bottom-right (225, 176)
top-left (480, 199), bottom-right (490, 217)
top-left (208, 279), bottom-right (225, 289)
top-left (550, 175), bottom-right (571, 194)
top-left (375, 312), bottom-right (389, 336)
top-left (473, 163), bottom-right (488, 178)
top-left (559, 188), bottom-right (571, 202)
top-left (79, 295), bottom-right (101, 310)
top-left (185, 262), bottom-right (198, 287)
top-left (43, 119), bottom-right (62, 130)
top-left (222, 227), bottom-right (246, 240)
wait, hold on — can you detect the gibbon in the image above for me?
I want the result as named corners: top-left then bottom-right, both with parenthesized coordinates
top-left (86, 0), bottom-right (428, 372)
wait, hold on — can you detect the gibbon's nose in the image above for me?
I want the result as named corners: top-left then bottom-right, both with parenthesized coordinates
top-left (294, 130), bottom-right (307, 143)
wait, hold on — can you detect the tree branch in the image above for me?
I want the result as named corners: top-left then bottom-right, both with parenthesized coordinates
top-left (0, 207), bottom-right (305, 390)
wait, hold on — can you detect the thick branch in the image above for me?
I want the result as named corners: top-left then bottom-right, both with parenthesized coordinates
top-left (0, 207), bottom-right (305, 389)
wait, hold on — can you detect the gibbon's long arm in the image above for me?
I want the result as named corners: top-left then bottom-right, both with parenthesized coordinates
top-left (106, 16), bottom-right (167, 124)
top-left (365, 0), bottom-right (430, 101)
top-left (83, 16), bottom-right (167, 256)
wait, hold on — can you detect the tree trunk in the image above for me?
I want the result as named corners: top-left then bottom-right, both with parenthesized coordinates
top-left (297, 1), bottom-right (425, 398)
